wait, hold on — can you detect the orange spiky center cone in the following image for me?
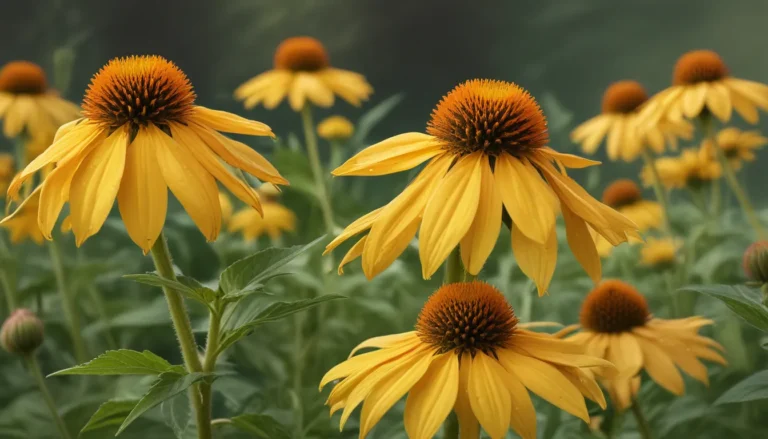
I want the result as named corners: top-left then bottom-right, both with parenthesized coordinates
top-left (580, 280), bottom-right (650, 333)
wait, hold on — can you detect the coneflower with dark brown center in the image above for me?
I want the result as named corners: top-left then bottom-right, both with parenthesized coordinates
top-left (579, 280), bottom-right (650, 333)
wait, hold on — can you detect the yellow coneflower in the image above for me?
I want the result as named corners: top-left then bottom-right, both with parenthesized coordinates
top-left (235, 37), bottom-right (373, 112)
top-left (326, 79), bottom-right (639, 293)
top-left (4, 55), bottom-right (288, 253)
top-left (594, 179), bottom-right (661, 256)
top-left (571, 80), bottom-right (691, 162)
top-left (701, 127), bottom-right (767, 170)
top-left (0, 153), bottom-right (14, 194)
top-left (640, 237), bottom-right (682, 268)
top-left (0, 61), bottom-right (80, 142)
top-left (320, 282), bottom-right (616, 439)
top-left (317, 115), bottom-right (354, 141)
top-left (564, 280), bottom-right (726, 410)
top-left (228, 184), bottom-right (296, 241)
top-left (0, 188), bottom-right (44, 244)
top-left (641, 148), bottom-right (721, 190)
top-left (640, 50), bottom-right (768, 124)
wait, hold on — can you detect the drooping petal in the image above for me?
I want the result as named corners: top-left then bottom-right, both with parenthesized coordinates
top-left (559, 366), bottom-right (607, 408)
top-left (319, 337), bottom-right (422, 389)
top-left (338, 235), bottom-right (366, 275)
top-left (332, 133), bottom-right (446, 176)
top-left (682, 83), bottom-right (708, 119)
top-left (633, 335), bottom-right (685, 395)
top-left (38, 156), bottom-right (87, 239)
top-left (460, 158), bottom-right (502, 274)
top-left (2, 96), bottom-right (32, 138)
top-left (324, 208), bottom-right (383, 254)
top-left (561, 203), bottom-right (601, 283)
top-left (454, 354), bottom-right (480, 439)
top-left (348, 332), bottom-right (419, 358)
top-left (500, 364), bottom-right (537, 439)
top-left (536, 147), bottom-right (601, 168)
top-left (404, 352), bottom-right (459, 439)
top-left (190, 106), bottom-right (274, 137)
top-left (511, 224), bottom-right (557, 296)
top-left (467, 352), bottom-right (511, 439)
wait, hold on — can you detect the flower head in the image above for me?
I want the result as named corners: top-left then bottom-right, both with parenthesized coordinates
top-left (640, 237), bottom-right (682, 268)
top-left (701, 127), bottom-right (767, 170)
top-left (743, 241), bottom-right (768, 283)
top-left (594, 180), bottom-right (661, 257)
top-left (5, 55), bottom-right (287, 253)
top-left (1, 309), bottom-right (44, 356)
top-left (235, 36), bottom-right (373, 111)
top-left (228, 200), bottom-right (296, 241)
top-left (317, 115), bottom-right (354, 141)
top-left (320, 282), bottom-right (616, 439)
top-left (567, 280), bottom-right (727, 410)
top-left (327, 79), bottom-right (639, 293)
top-left (642, 148), bottom-right (721, 189)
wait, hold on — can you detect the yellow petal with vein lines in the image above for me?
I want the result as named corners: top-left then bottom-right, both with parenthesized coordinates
top-left (460, 158), bottom-right (501, 274)
top-left (117, 128), bottom-right (168, 254)
top-left (509, 344), bottom-right (616, 376)
top-left (537, 147), bottom-right (601, 168)
top-left (325, 208), bottom-right (382, 254)
top-left (495, 153), bottom-right (556, 244)
top-left (190, 106), bottom-right (274, 137)
top-left (152, 124), bottom-right (221, 241)
top-left (69, 128), bottom-right (127, 245)
top-left (419, 152), bottom-right (483, 279)
top-left (338, 235), bottom-right (366, 275)
top-left (332, 133), bottom-right (446, 176)
top-left (404, 352), bottom-right (459, 439)
top-left (468, 352), bottom-right (511, 439)
top-left (38, 157), bottom-right (84, 239)
top-left (633, 336), bottom-right (684, 395)
top-left (511, 224), bottom-right (557, 296)
top-left (500, 365), bottom-right (537, 439)
top-left (561, 203), bottom-right (601, 283)
top-left (348, 331), bottom-right (418, 358)
top-left (320, 337), bottom-right (421, 390)
top-left (454, 354), bottom-right (480, 439)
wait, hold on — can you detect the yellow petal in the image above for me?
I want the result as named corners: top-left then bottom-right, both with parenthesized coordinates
top-left (117, 127), bottom-right (168, 253)
top-left (320, 337), bottom-right (421, 389)
top-left (404, 352), bottom-right (459, 439)
top-left (460, 157), bottom-right (502, 274)
top-left (605, 116), bottom-right (625, 161)
top-left (69, 128), bottom-right (128, 245)
top-left (324, 208), bottom-right (382, 254)
top-left (190, 106), bottom-right (273, 137)
top-left (561, 203), bottom-right (601, 283)
top-left (454, 354), bottom-right (480, 439)
top-left (419, 152), bottom-right (483, 279)
top-left (338, 235), bottom-right (366, 275)
top-left (633, 335), bottom-right (684, 395)
top-left (559, 366), bottom-right (607, 409)
top-left (495, 153), bottom-right (556, 244)
top-left (38, 157), bottom-right (83, 239)
top-left (705, 82), bottom-right (732, 122)
top-left (319, 68), bottom-right (373, 106)
top-left (3, 96), bottom-right (32, 138)
top-left (607, 332), bottom-right (644, 379)
top-left (468, 352), bottom-right (511, 439)
top-left (501, 366), bottom-right (537, 439)
top-left (537, 147), bottom-right (601, 168)
top-left (511, 224), bottom-right (557, 296)
top-left (332, 133), bottom-right (446, 176)
top-left (289, 72), bottom-right (334, 110)
top-left (348, 332), bottom-right (419, 358)
top-left (682, 83), bottom-right (708, 119)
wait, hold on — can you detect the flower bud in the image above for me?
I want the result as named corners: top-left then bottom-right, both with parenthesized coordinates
top-left (743, 241), bottom-right (768, 283)
top-left (0, 309), bottom-right (44, 355)
top-left (317, 115), bottom-right (354, 141)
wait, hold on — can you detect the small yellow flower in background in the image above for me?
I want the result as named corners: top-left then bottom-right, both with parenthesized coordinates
top-left (564, 280), bottom-right (726, 410)
top-left (326, 79), bottom-right (639, 293)
top-left (640, 50), bottom-right (768, 124)
top-left (700, 127), bottom-right (767, 170)
top-left (235, 37), bottom-right (373, 112)
top-left (0, 61), bottom-right (80, 142)
top-left (594, 179), bottom-right (660, 256)
top-left (641, 148), bottom-right (721, 189)
top-left (640, 237), bottom-right (683, 268)
top-left (228, 185), bottom-right (296, 241)
top-left (219, 192), bottom-right (233, 225)
top-left (317, 115), bottom-right (354, 141)
top-left (4, 55), bottom-right (288, 253)
top-left (0, 189), bottom-right (44, 244)
top-left (571, 80), bottom-right (691, 162)
top-left (0, 153), bottom-right (14, 194)
top-left (320, 282), bottom-right (616, 439)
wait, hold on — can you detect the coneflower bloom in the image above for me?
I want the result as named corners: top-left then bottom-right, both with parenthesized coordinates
top-left (327, 79), bottom-right (639, 293)
top-left (5, 55), bottom-right (287, 253)
top-left (641, 148), bottom-right (721, 190)
top-left (571, 80), bottom-right (691, 162)
top-left (564, 280), bottom-right (726, 410)
top-left (228, 185), bottom-right (297, 241)
top-left (640, 237), bottom-right (682, 269)
top-left (0, 61), bottom-right (80, 143)
top-left (320, 282), bottom-right (616, 439)
top-left (235, 37), bottom-right (373, 112)
top-left (0, 188), bottom-right (44, 244)
top-left (594, 180), bottom-right (659, 256)
top-left (640, 50), bottom-right (768, 124)
top-left (700, 127), bottom-right (767, 170)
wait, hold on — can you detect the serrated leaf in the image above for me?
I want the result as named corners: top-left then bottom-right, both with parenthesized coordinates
top-left (80, 399), bottom-right (139, 433)
top-left (219, 237), bottom-right (325, 299)
top-left (124, 273), bottom-right (218, 308)
top-left (118, 372), bottom-right (215, 435)
top-left (218, 295), bottom-right (344, 354)
top-left (160, 392), bottom-right (191, 439)
top-left (681, 285), bottom-right (768, 331)
top-left (230, 414), bottom-right (291, 439)
top-left (49, 350), bottom-right (185, 377)
top-left (714, 370), bottom-right (768, 405)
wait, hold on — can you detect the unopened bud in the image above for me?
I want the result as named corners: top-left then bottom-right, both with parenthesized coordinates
top-left (743, 241), bottom-right (768, 283)
top-left (0, 309), bottom-right (44, 356)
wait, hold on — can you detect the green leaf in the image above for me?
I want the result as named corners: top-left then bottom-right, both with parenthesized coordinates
top-left (219, 237), bottom-right (325, 299)
top-left (680, 285), bottom-right (768, 331)
top-left (230, 414), bottom-right (291, 439)
top-left (118, 372), bottom-right (214, 435)
top-left (160, 392), bottom-right (191, 439)
top-left (49, 350), bottom-right (185, 377)
top-left (715, 370), bottom-right (768, 405)
top-left (124, 273), bottom-right (218, 308)
top-left (218, 295), bottom-right (344, 354)
top-left (352, 93), bottom-right (404, 146)
top-left (80, 399), bottom-right (139, 433)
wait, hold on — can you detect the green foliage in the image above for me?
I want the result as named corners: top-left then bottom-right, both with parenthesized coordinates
top-left (681, 285), bottom-right (768, 331)
top-left (50, 350), bottom-right (186, 376)
top-left (229, 414), bottom-right (291, 438)
top-left (81, 400), bottom-right (140, 434)
top-left (715, 370), bottom-right (768, 405)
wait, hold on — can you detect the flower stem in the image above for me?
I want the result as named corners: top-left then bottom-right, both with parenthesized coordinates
top-left (47, 238), bottom-right (88, 364)
top-left (292, 311), bottom-right (305, 437)
top-left (0, 236), bottom-right (17, 313)
top-left (199, 305), bottom-right (221, 438)
top-left (443, 412), bottom-right (460, 439)
top-left (86, 285), bottom-right (117, 349)
top-left (25, 354), bottom-right (72, 439)
top-left (702, 118), bottom-right (765, 239)
top-left (149, 233), bottom-right (210, 439)
top-left (641, 148), bottom-right (672, 234)
top-left (630, 398), bottom-right (653, 439)
top-left (300, 105), bottom-right (336, 236)
top-left (709, 179), bottom-right (721, 217)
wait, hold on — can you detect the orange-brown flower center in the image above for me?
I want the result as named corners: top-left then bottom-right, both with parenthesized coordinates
top-left (673, 50), bottom-right (729, 86)
top-left (427, 79), bottom-right (549, 157)
top-left (0, 61), bottom-right (47, 95)
top-left (580, 280), bottom-right (650, 333)
top-left (274, 37), bottom-right (330, 72)
top-left (416, 281), bottom-right (517, 357)
top-left (601, 80), bottom-right (647, 114)
top-left (601, 179), bottom-right (643, 208)
top-left (82, 55), bottom-right (196, 130)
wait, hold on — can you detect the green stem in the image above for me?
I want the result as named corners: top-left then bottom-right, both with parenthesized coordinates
top-left (444, 247), bottom-right (465, 284)
top-left (26, 355), bottom-right (72, 439)
top-left (709, 179), bottom-right (721, 218)
top-left (86, 285), bottom-right (117, 349)
top-left (199, 306), bottom-right (221, 437)
top-left (300, 105), bottom-right (336, 236)
top-left (630, 398), bottom-right (653, 439)
top-left (0, 237), bottom-right (17, 312)
top-left (641, 148), bottom-right (672, 234)
top-left (292, 311), bottom-right (305, 437)
top-left (443, 412), bottom-right (459, 439)
top-left (13, 135), bottom-right (33, 200)
top-left (47, 238), bottom-right (88, 364)
top-left (702, 118), bottom-right (765, 239)
top-left (149, 233), bottom-right (210, 439)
